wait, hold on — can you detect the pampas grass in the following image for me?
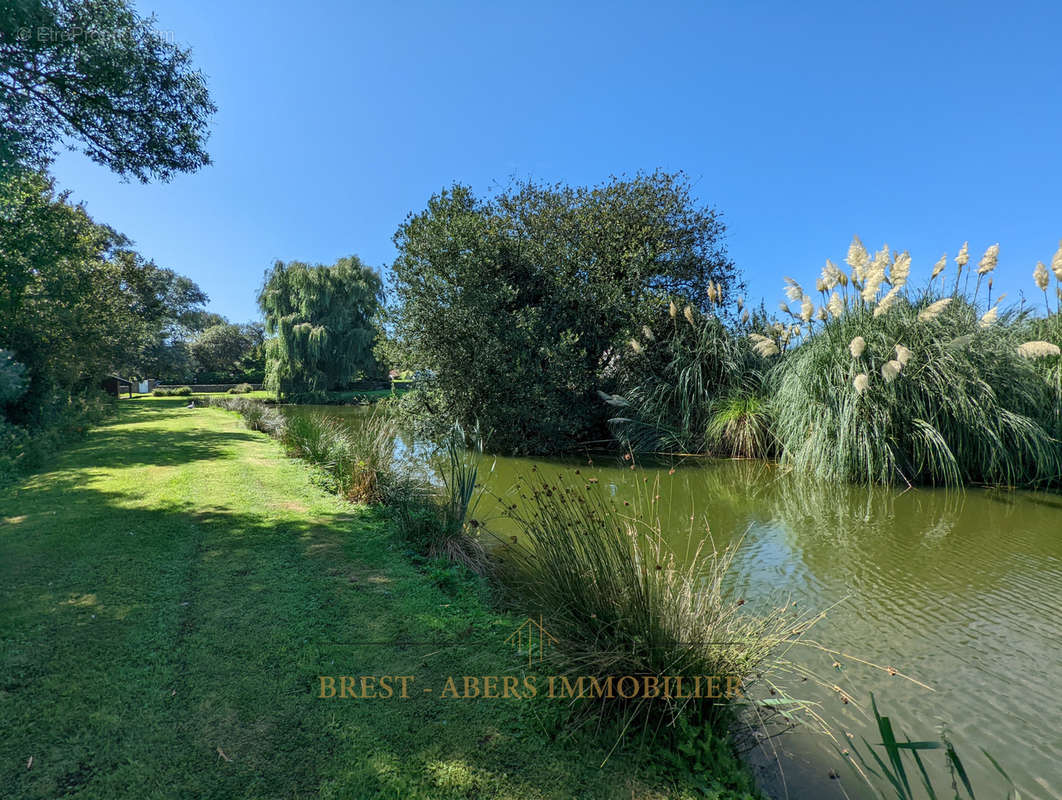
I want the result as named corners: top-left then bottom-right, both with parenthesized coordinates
top-left (880, 360), bottom-right (902, 382)
top-left (749, 333), bottom-right (780, 358)
top-left (609, 304), bottom-right (758, 454)
top-left (931, 254), bottom-right (947, 280)
top-left (772, 291), bottom-right (1060, 487)
top-left (1035, 261), bottom-right (1051, 292)
top-left (768, 238), bottom-right (1062, 487)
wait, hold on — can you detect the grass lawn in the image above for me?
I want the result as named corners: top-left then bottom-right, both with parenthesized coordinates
top-left (0, 398), bottom-right (712, 799)
top-left (167, 388), bottom-right (402, 404)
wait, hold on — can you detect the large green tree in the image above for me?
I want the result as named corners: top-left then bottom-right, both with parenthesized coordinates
top-left (258, 256), bottom-right (383, 399)
top-left (1, 0), bottom-right (215, 180)
top-left (385, 171), bottom-right (740, 454)
top-left (190, 321), bottom-right (264, 381)
top-left (0, 171), bottom-right (207, 422)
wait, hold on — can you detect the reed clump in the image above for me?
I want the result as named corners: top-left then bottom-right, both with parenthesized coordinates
top-left (209, 396), bottom-right (285, 435)
top-left (282, 410), bottom-right (402, 504)
top-left (208, 397), bottom-right (491, 571)
top-left (500, 472), bottom-right (818, 731)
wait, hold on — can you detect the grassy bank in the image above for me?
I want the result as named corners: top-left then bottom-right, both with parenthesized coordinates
top-left (0, 397), bottom-right (753, 799)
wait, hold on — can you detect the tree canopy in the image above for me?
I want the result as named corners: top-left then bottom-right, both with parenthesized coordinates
top-left (189, 322), bottom-right (264, 380)
top-left (0, 170), bottom-right (208, 422)
top-left (385, 171), bottom-right (739, 454)
top-left (1, 0), bottom-right (215, 181)
top-left (258, 256), bottom-right (384, 399)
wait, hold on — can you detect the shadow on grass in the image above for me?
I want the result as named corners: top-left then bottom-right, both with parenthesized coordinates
top-left (0, 405), bottom-right (666, 800)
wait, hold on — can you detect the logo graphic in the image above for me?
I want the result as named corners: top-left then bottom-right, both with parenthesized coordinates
top-left (505, 616), bottom-right (558, 666)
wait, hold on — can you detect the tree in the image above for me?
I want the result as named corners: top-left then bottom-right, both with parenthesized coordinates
top-left (0, 170), bottom-right (207, 421)
top-left (190, 321), bottom-right (264, 380)
top-left (1, 0), bottom-right (215, 180)
top-left (258, 256), bottom-right (383, 399)
top-left (385, 171), bottom-right (740, 454)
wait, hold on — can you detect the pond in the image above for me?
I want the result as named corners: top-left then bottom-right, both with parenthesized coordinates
top-left (286, 405), bottom-right (1062, 798)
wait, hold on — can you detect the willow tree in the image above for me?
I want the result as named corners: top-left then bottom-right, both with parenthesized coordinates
top-left (258, 256), bottom-right (383, 399)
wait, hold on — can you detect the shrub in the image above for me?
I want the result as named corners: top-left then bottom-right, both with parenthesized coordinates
top-left (769, 239), bottom-right (1062, 487)
top-left (153, 386), bottom-right (193, 397)
top-left (0, 390), bottom-right (113, 484)
top-left (0, 350), bottom-right (28, 408)
top-left (500, 472), bottom-right (815, 733)
top-left (227, 383), bottom-right (254, 394)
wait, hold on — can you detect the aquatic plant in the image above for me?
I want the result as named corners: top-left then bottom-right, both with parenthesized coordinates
top-left (421, 426), bottom-right (492, 571)
top-left (500, 472), bottom-right (820, 734)
top-left (840, 694), bottom-right (1021, 800)
top-left (705, 395), bottom-right (776, 458)
top-left (208, 396), bottom-right (285, 435)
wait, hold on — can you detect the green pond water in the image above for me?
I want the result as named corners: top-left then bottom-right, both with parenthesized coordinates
top-left (287, 405), bottom-right (1062, 798)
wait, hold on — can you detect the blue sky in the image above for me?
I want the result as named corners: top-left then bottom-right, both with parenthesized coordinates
top-left (52, 0), bottom-right (1062, 323)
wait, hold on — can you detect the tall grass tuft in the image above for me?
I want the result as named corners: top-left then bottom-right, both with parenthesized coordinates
top-left (281, 410), bottom-right (401, 504)
top-left (770, 240), bottom-right (1062, 487)
top-left (706, 395), bottom-right (776, 458)
top-left (500, 472), bottom-right (819, 733)
top-left (208, 396), bottom-right (285, 435)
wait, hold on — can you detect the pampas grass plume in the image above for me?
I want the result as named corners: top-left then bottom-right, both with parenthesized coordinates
top-left (931, 254), bottom-right (947, 279)
top-left (918, 298), bottom-right (952, 322)
top-left (873, 285), bottom-right (901, 317)
top-left (956, 241), bottom-right (969, 268)
top-left (847, 236), bottom-right (870, 282)
top-left (978, 243), bottom-right (1000, 275)
top-left (1034, 261), bottom-right (1050, 291)
top-left (749, 333), bottom-right (779, 357)
top-left (1017, 341), bottom-right (1061, 359)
